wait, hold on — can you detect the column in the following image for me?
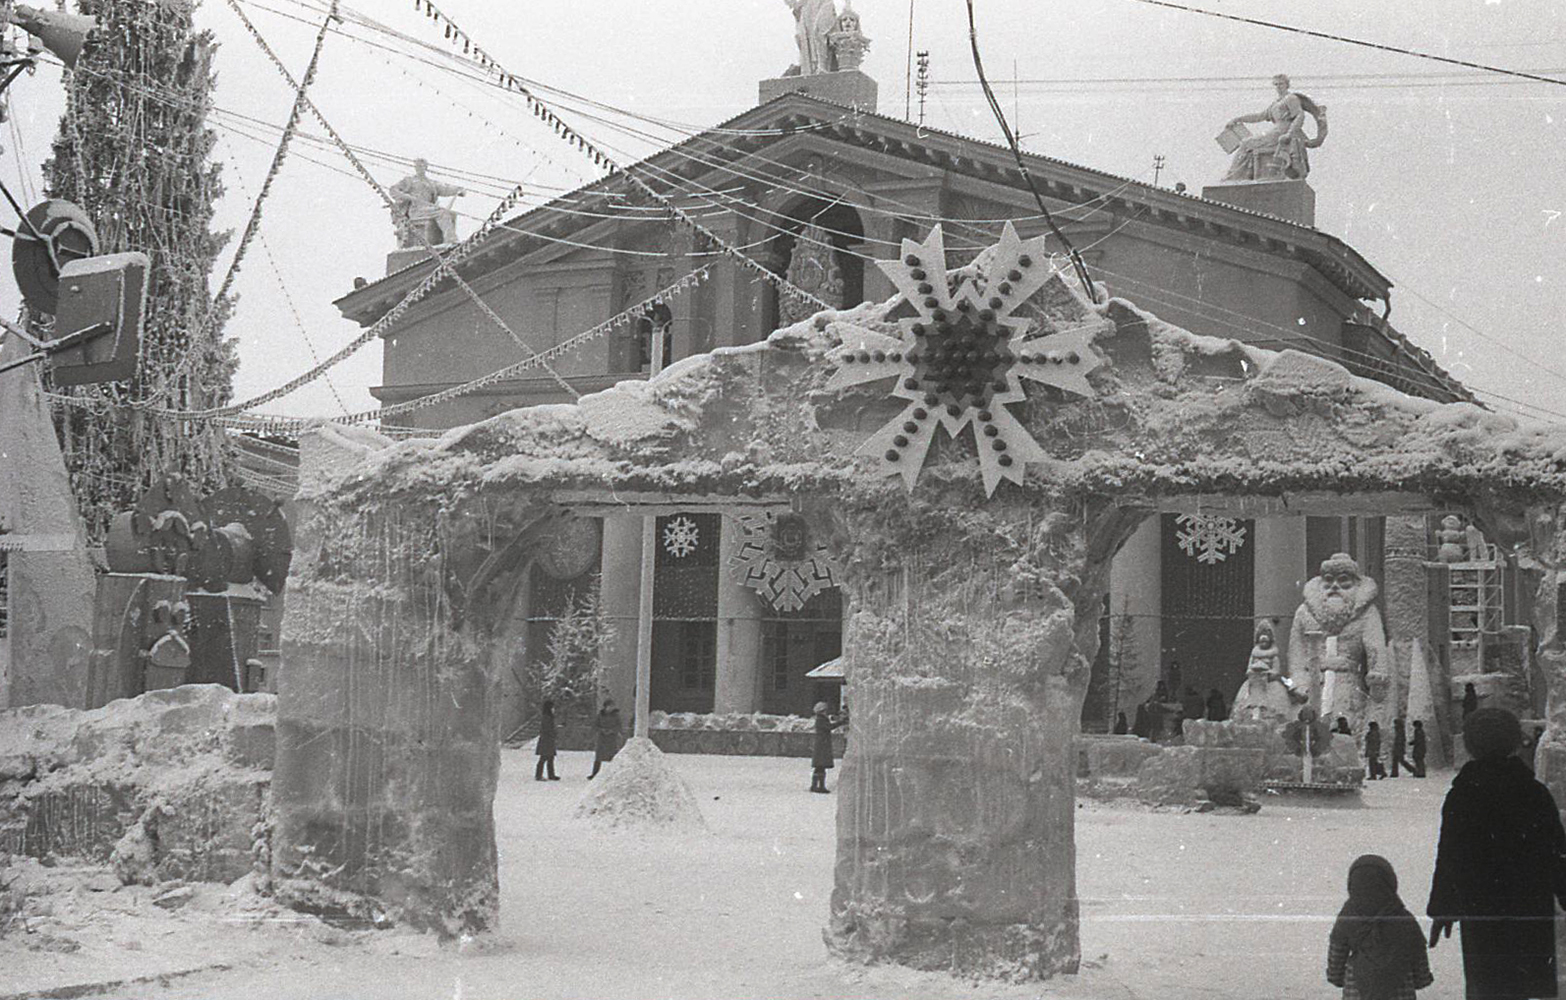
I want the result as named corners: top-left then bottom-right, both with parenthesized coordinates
top-left (714, 516), bottom-right (764, 714)
top-left (272, 504), bottom-right (499, 934)
top-left (1109, 516), bottom-right (1161, 708)
top-left (1253, 516), bottom-right (1307, 638)
top-left (1384, 515), bottom-right (1448, 766)
top-left (598, 514), bottom-right (643, 714)
top-left (825, 495), bottom-right (1139, 980)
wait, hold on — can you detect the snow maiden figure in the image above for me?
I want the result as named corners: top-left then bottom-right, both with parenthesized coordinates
top-left (1218, 74), bottom-right (1327, 182)
top-left (1232, 620), bottom-right (1298, 725)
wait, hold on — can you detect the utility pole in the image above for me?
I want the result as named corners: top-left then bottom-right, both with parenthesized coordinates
top-left (915, 50), bottom-right (930, 126)
top-left (903, 0), bottom-right (915, 120)
top-left (632, 319), bottom-right (668, 740)
top-left (1153, 154), bottom-right (1167, 188)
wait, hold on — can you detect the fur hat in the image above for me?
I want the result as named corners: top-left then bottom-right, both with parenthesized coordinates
top-left (1463, 707), bottom-right (1523, 760)
top-left (1320, 552), bottom-right (1361, 577)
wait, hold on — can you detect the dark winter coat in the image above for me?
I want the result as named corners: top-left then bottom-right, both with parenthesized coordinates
top-left (1132, 703), bottom-right (1151, 739)
top-left (594, 707), bottom-right (624, 761)
top-left (1365, 727), bottom-right (1382, 762)
top-left (1427, 755), bottom-right (1566, 1000)
top-left (812, 712), bottom-right (846, 769)
top-left (1205, 691), bottom-right (1227, 722)
top-left (1411, 728), bottom-right (1427, 763)
top-left (536, 711), bottom-right (557, 758)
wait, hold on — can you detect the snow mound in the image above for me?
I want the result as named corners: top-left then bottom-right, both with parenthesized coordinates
top-left (571, 737), bottom-right (705, 832)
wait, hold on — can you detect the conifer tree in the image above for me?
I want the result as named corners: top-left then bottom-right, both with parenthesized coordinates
top-left (40, 0), bottom-right (235, 541)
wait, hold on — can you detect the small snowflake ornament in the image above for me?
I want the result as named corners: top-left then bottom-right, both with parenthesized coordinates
top-left (825, 223), bottom-right (1104, 494)
top-left (1174, 514), bottom-right (1247, 564)
top-left (662, 516), bottom-right (701, 558)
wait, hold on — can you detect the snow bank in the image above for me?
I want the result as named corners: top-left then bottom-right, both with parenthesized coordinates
top-left (0, 684), bottom-right (274, 884)
top-left (571, 737), bottom-right (706, 832)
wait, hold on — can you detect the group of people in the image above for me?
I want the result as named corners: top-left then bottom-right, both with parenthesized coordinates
top-left (1361, 717), bottom-right (1429, 780)
top-left (533, 698), bottom-right (849, 793)
top-left (1115, 681), bottom-right (1230, 739)
top-left (1325, 708), bottom-right (1566, 1000)
top-left (532, 698), bottom-right (625, 781)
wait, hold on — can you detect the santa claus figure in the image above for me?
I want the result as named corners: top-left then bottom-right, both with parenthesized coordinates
top-left (1287, 552), bottom-right (1389, 731)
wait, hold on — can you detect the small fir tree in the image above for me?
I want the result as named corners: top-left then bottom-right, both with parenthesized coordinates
top-left (40, 0), bottom-right (235, 541)
top-left (532, 583), bottom-right (612, 719)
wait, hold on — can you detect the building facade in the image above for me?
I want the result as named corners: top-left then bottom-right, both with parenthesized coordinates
top-left (334, 86), bottom-right (1476, 726)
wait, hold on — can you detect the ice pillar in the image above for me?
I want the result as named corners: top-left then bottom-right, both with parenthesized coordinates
top-left (1383, 515), bottom-right (1448, 767)
top-left (825, 494), bottom-right (1137, 980)
top-left (272, 504), bottom-right (500, 935)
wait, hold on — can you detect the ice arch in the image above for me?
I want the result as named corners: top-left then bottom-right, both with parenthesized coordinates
top-left (273, 237), bottom-right (1566, 980)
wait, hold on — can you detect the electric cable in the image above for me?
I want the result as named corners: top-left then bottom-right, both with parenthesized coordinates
top-left (964, 0), bottom-right (1098, 302)
top-left (1118, 0), bottom-right (1566, 89)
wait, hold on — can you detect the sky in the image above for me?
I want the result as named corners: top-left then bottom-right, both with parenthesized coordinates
top-left (3, 0), bottom-right (1563, 424)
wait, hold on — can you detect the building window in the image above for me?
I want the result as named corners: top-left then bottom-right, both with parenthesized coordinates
top-left (636, 304), bottom-right (674, 373)
top-left (679, 622), bottom-right (715, 691)
top-left (767, 620), bottom-right (790, 691)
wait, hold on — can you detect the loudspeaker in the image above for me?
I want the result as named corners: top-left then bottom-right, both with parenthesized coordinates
top-left (46, 251), bottom-right (147, 386)
top-left (10, 6), bottom-right (97, 70)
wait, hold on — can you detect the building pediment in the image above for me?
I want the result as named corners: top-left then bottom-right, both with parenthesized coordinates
top-left (334, 92), bottom-right (1392, 329)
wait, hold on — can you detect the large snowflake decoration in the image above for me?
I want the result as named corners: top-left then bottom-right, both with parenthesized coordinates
top-left (1174, 514), bottom-right (1247, 564)
top-left (662, 516), bottom-right (701, 558)
top-left (825, 223), bottom-right (1105, 494)
top-left (726, 512), bottom-right (841, 613)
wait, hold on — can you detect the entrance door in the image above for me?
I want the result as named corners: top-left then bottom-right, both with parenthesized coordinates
top-left (1160, 513), bottom-right (1255, 708)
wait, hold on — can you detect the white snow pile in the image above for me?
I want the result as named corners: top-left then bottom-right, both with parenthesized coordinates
top-left (571, 737), bottom-right (706, 832)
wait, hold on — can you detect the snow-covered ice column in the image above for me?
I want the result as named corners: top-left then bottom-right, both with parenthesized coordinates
top-left (1383, 515), bottom-right (1449, 767)
top-left (825, 488), bottom-right (1140, 980)
top-left (272, 498), bottom-right (504, 936)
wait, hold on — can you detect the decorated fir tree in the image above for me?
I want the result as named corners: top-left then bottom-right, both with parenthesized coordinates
top-left (41, 0), bottom-right (235, 541)
top-left (533, 583), bottom-right (612, 719)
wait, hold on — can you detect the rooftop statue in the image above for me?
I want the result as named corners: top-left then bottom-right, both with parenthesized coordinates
top-left (1216, 74), bottom-right (1327, 182)
top-left (389, 157), bottom-right (464, 248)
top-left (785, 0), bottom-right (841, 76)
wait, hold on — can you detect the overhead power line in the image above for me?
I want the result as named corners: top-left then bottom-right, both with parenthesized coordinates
top-left (1119, 0), bottom-right (1566, 88)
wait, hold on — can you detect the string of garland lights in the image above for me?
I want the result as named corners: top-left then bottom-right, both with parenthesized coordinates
top-left (404, 0), bottom-right (828, 315)
top-left (202, 264), bottom-right (713, 434)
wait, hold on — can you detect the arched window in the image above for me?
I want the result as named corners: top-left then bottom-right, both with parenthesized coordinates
top-left (763, 197), bottom-right (866, 335)
top-left (635, 303), bottom-right (674, 373)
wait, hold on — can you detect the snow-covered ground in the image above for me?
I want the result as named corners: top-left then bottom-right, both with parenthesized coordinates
top-left (3, 748), bottom-right (1470, 1000)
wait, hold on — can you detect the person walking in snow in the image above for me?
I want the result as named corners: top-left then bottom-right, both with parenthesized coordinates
top-left (1428, 708), bottom-right (1566, 1000)
top-left (810, 701), bottom-right (848, 793)
top-left (1410, 720), bottom-right (1427, 778)
top-left (535, 699), bottom-right (559, 781)
top-left (1113, 711), bottom-right (1129, 735)
top-left (1365, 721), bottom-right (1386, 780)
top-left (587, 697), bottom-right (623, 779)
top-left (1326, 854), bottom-right (1434, 1000)
top-left (1462, 682), bottom-right (1479, 720)
top-left (1390, 718), bottom-right (1415, 778)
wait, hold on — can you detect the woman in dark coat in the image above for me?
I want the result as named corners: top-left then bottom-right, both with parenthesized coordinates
top-left (1428, 708), bottom-right (1566, 1000)
top-left (587, 698), bottom-right (623, 779)
top-left (1205, 688), bottom-right (1227, 722)
top-left (534, 698), bottom-right (559, 781)
top-left (1113, 711), bottom-right (1129, 736)
top-left (810, 701), bottom-right (848, 793)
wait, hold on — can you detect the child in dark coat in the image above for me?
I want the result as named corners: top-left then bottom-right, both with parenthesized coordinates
top-left (534, 699), bottom-right (559, 781)
top-left (1326, 854), bottom-right (1433, 1000)
top-left (810, 702), bottom-right (847, 793)
top-left (1365, 721), bottom-right (1386, 780)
